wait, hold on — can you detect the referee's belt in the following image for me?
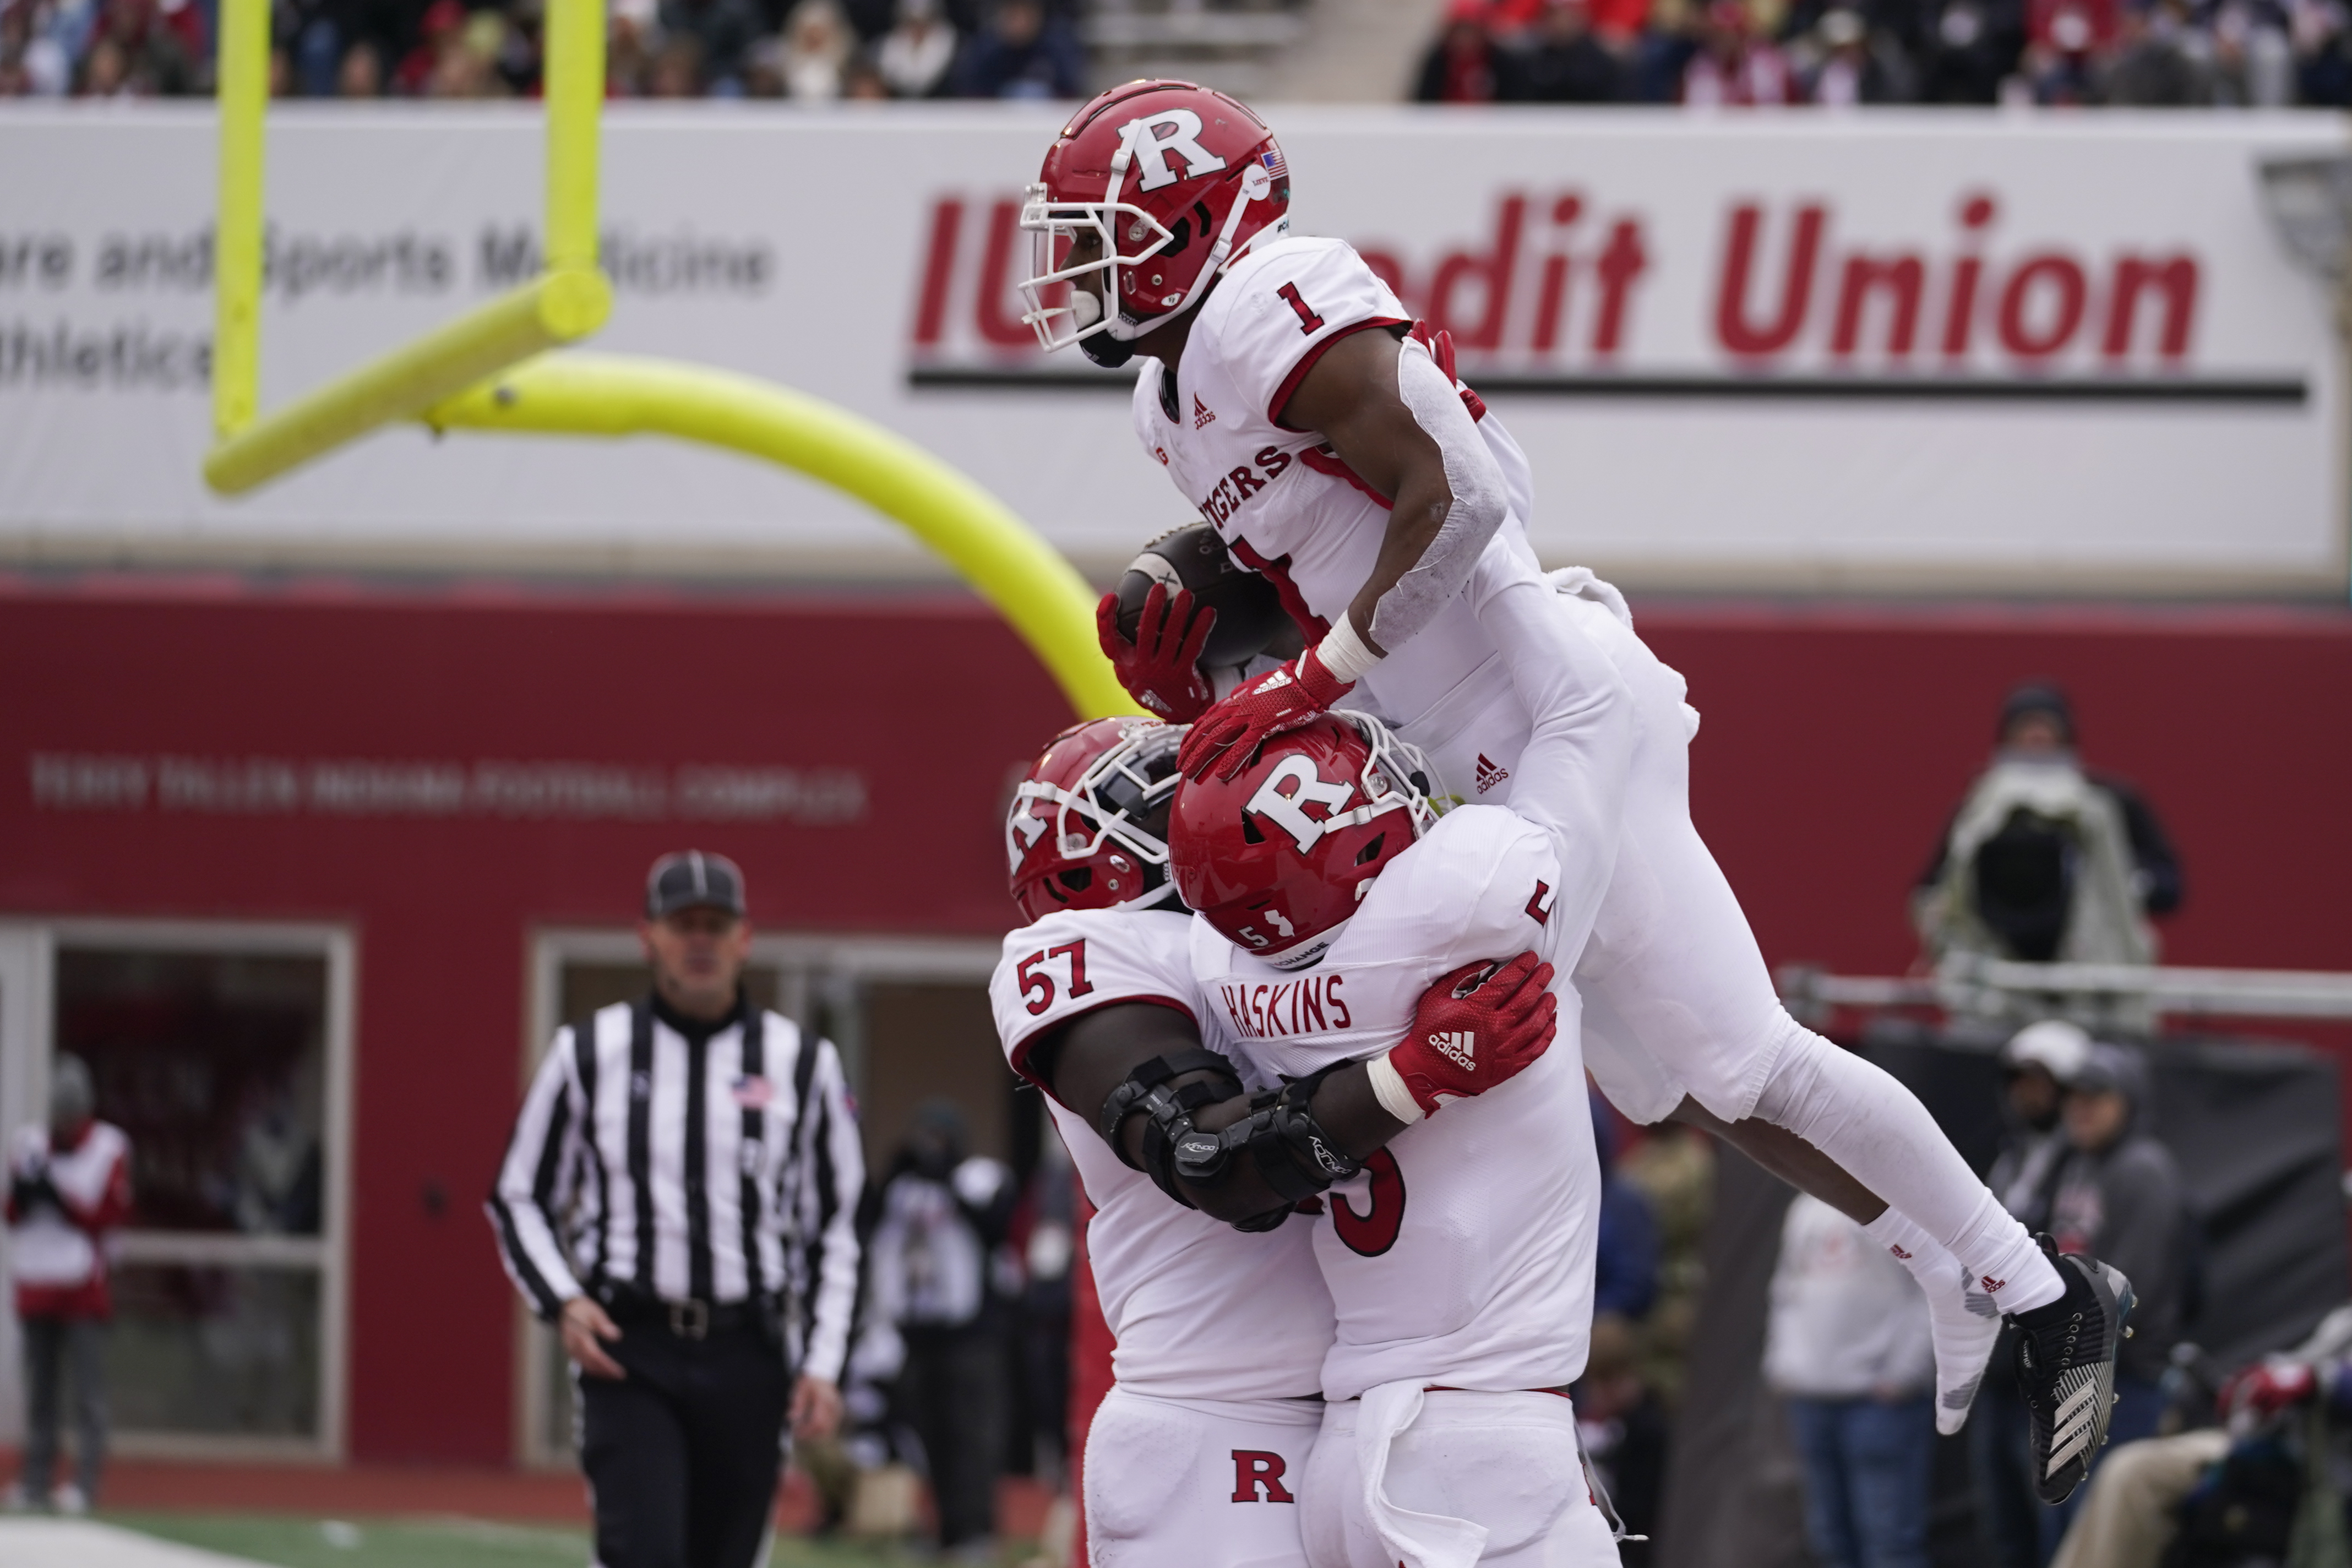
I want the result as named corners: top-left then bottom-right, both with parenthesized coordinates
top-left (597, 1285), bottom-right (776, 1342)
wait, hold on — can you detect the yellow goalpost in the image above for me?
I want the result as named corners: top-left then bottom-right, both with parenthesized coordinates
top-left (202, 0), bottom-right (1132, 722)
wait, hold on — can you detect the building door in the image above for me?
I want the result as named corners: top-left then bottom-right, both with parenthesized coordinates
top-left (0, 920), bottom-right (352, 1458)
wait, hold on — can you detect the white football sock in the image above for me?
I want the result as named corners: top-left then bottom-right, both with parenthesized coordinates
top-left (1752, 1024), bottom-right (2066, 1317)
top-left (1863, 1208), bottom-right (2002, 1436)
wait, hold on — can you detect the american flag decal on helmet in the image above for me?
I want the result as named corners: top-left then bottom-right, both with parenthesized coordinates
top-left (1261, 148), bottom-right (1288, 179)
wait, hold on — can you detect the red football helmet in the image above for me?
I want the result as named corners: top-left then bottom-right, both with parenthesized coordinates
top-left (1168, 711), bottom-right (1440, 970)
top-left (1019, 80), bottom-right (1292, 360)
top-left (1007, 716), bottom-right (1186, 923)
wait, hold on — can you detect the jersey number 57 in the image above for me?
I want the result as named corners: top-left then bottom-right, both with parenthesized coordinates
top-left (1017, 940), bottom-right (1096, 1016)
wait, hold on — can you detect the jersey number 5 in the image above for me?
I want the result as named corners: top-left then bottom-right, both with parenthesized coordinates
top-left (1276, 282), bottom-right (1324, 335)
top-left (1017, 940), bottom-right (1095, 1016)
top-left (1331, 1147), bottom-right (1406, 1257)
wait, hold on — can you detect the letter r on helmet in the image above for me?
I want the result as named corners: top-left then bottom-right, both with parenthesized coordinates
top-left (1120, 109), bottom-right (1229, 193)
top-left (1246, 756), bottom-right (1354, 852)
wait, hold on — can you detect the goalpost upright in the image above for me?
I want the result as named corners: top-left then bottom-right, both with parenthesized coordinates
top-left (199, 0), bottom-right (1133, 720)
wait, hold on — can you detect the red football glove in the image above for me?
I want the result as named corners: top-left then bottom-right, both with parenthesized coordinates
top-left (2222, 1360), bottom-right (2317, 1425)
top-left (1097, 584), bottom-right (1217, 724)
top-left (1177, 647), bottom-right (1354, 781)
top-left (1383, 952), bottom-right (1558, 1119)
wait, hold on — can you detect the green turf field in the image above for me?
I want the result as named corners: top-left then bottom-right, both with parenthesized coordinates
top-left (109, 1513), bottom-right (1046, 1568)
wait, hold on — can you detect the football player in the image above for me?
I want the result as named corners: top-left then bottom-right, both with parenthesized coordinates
top-left (1162, 557), bottom-right (1651, 1568)
top-left (991, 716), bottom-right (1559, 1568)
top-left (1020, 80), bottom-right (2132, 1499)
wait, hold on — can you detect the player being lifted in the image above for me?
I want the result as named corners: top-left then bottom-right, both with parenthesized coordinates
top-left (1019, 79), bottom-right (2132, 1501)
top-left (991, 716), bottom-right (1560, 1567)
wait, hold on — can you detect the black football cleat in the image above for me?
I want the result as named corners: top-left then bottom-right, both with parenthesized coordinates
top-left (2007, 1234), bottom-right (2137, 1505)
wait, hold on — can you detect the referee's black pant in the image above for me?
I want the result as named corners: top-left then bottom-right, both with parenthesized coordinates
top-left (579, 1320), bottom-right (788, 1568)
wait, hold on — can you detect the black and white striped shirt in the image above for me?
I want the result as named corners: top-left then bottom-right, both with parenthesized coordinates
top-left (488, 994), bottom-right (864, 1382)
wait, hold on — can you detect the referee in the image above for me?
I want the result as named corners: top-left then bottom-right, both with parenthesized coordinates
top-left (490, 851), bottom-right (863, 1568)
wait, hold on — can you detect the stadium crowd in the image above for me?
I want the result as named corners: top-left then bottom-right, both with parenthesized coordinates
top-left (3, 0), bottom-right (2347, 102)
top-left (1412, 0), bottom-right (2349, 106)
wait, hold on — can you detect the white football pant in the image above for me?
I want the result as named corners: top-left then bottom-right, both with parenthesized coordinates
top-left (1302, 1388), bottom-right (1619, 1568)
top-left (1084, 1386), bottom-right (1321, 1568)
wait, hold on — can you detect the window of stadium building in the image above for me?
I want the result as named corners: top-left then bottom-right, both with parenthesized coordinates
top-left (0, 922), bottom-right (352, 1458)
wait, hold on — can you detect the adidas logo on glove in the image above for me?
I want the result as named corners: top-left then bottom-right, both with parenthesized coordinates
top-left (1429, 1031), bottom-right (1476, 1072)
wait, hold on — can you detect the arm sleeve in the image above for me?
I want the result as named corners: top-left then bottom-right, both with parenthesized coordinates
top-left (487, 1029), bottom-right (589, 1321)
top-left (1364, 338), bottom-right (1514, 654)
top-left (795, 1038), bottom-right (865, 1385)
top-left (1468, 561), bottom-right (1636, 971)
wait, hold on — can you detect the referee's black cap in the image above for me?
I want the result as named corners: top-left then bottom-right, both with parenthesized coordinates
top-left (645, 850), bottom-right (748, 919)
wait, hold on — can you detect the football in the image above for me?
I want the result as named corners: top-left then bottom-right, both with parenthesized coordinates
top-left (1113, 523), bottom-right (1299, 671)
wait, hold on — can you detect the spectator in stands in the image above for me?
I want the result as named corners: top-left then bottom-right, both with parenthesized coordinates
top-left (336, 37), bottom-right (382, 92)
top-left (867, 1100), bottom-right (1017, 1559)
top-left (2300, 0), bottom-right (2352, 102)
top-left (875, 0), bottom-right (954, 95)
top-left (779, 0), bottom-right (852, 95)
top-left (391, 0), bottom-right (461, 90)
top-left (1, 0), bottom-right (76, 94)
top-left (660, 0), bottom-right (759, 89)
top-left (2030, 1042), bottom-right (2195, 1552)
top-left (4, 1057), bottom-right (133, 1516)
top-left (647, 30), bottom-right (704, 91)
top-left (1974, 1019), bottom-right (2094, 1568)
top-left (1917, 0), bottom-right (2024, 97)
top-left (1914, 682), bottom-right (2184, 986)
top-left (2017, 3), bottom-right (2100, 101)
top-left (607, 0), bottom-right (657, 92)
top-left (1766, 1193), bottom-right (1936, 1568)
top-left (1798, 5), bottom-right (1913, 96)
top-left (1414, 0), bottom-right (1503, 99)
top-left (2206, 0), bottom-right (2295, 103)
top-left (2097, 0), bottom-right (2208, 98)
top-left (947, 0), bottom-right (1080, 97)
top-left (1681, 0), bottom-right (1796, 99)
top-left (1500, 0), bottom-right (1627, 97)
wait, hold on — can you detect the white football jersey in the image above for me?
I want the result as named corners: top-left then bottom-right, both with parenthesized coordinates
top-left (1133, 235), bottom-right (1543, 775)
top-left (1188, 806), bottom-right (1604, 1402)
top-left (990, 905), bottom-right (1335, 1402)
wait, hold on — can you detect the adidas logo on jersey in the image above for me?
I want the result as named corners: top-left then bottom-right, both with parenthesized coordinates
top-left (1474, 754), bottom-right (1510, 793)
top-left (1193, 394), bottom-right (1217, 429)
top-left (1429, 1031), bottom-right (1476, 1071)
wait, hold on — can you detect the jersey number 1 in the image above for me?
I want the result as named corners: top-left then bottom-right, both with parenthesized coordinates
top-left (1017, 940), bottom-right (1095, 1016)
top-left (1276, 282), bottom-right (1324, 335)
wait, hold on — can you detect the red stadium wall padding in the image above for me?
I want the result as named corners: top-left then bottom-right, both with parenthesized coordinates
top-left (1, 579), bottom-right (2345, 1466)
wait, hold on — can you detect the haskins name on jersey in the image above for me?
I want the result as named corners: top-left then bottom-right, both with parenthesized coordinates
top-left (1213, 972), bottom-right (1352, 1042)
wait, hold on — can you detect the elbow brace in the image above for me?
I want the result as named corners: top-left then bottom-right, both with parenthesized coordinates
top-left (1098, 1049), bottom-right (1248, 1210)
top-left (1359, 342), bottom-right (1511, 655)
top-left (1172, 1065), bottom-right (1364, 1231)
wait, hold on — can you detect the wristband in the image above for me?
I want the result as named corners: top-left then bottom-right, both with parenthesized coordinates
top-left (1314, 614), bottom-right (1384, 685)
top-left (1364, 1051), bottom-right (1425, 1124)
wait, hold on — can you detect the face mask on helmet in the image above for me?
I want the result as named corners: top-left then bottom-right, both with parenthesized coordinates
top-left (1018, 81), bottom-right (1293, 356)
top-left (1168, 711), bottom-right (1441, 967)
top-left (1007, 717), bottom-right (1187, 923)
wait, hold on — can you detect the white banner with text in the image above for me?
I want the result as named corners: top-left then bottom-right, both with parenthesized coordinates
top-left (1, 105), bottom-right (2343, 591)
